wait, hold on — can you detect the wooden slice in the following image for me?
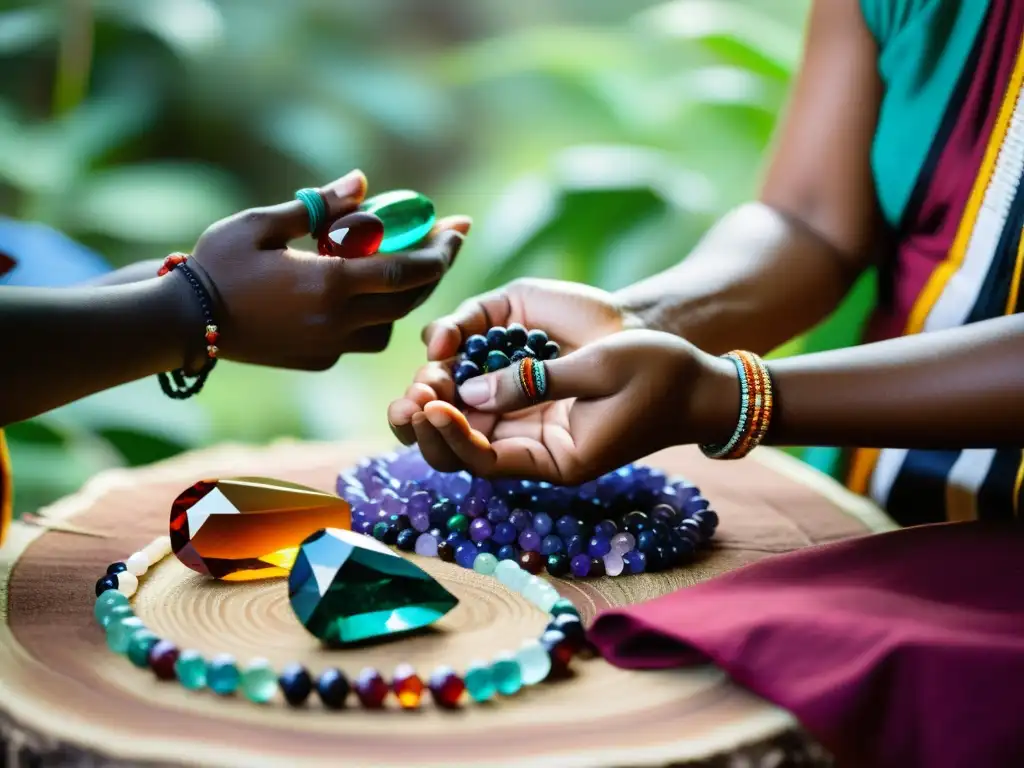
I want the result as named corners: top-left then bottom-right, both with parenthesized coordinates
top-left (0, 442), bottom-right (893, 768)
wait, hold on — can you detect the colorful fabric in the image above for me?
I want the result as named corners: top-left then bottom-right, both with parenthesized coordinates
top-left (0, 430), bottom-right (11, 547)
top-left (848, 0), bottom-right (1024, 525)
top-left (588, 521), bottom-right (1024, 768)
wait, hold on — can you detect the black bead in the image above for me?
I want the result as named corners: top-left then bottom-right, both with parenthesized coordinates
top-left (437, 540), bottom-right (456, 562)
top-left (396, 528), bottom-right (418, 552)
top-left (95, 575), bottom-right (118, 596)
top-left (507, 323), bottom-right (528, 348)
top-left (486, 326), bottom-right (509, 351)
top-left (679, 518), bottom-right (703, 541)
top-left (588, 557), bottom-right (606, 578)
top-left (430, 499), bottom-right (456, 527)
top-left (694, 509), bottom-right (719, 535)
top-left (382, 524), bottom-right (399, 545)
top-left (454, 359), bottom-right (481, 386)
top-left (317, 668), bottom-right (350, 709)
top-left (388, 513), bottom-right (411, 532)
top-left (546, 614), bottom-right (586, 652)
top-left (464, 334), bottom-right (489, 364)
top-left (545, 553), bottom-right (570, 577)
top-left (372, 522), bottom-right (389, 542)
top-left (279, 662), bottom-right (313, 707)
top-left (106, 562), bottom-right (128, 576)
top-left (526, 329), bottom-right (548, 351)
top-left (541, 340), bottom-right (560, 360)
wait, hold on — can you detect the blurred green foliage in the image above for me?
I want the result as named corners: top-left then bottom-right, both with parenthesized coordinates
top-left (1, 0), bottom-right (867, 514)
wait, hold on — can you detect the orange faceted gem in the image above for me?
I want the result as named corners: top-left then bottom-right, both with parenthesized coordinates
top-left (170, 478), bottom-right (350, 581)
top-left (392, 664), bottom-right (424, 710)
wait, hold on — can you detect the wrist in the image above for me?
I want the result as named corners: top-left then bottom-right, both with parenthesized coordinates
top-left (688, 351), bottom-right (742, 447)
top-left (151, 272), bottom-right (206, 372)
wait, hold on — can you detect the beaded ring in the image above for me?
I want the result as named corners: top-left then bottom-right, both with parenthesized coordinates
top-left (515, 357), bottom-right (548, 405)
top-left (94, 536), bottom-right (586, 710)
top-left (156, 254), bottom-right (219, 400)
top-left (700, 350), bottom-right (774, 460)
top-left (295, 188), bottom-right (328, 236)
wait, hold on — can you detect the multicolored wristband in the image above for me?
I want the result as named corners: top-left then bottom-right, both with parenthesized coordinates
top-left (699, 351), bottom-right (773, 460)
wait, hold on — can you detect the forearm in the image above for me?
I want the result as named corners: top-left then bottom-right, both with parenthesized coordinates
top-left (766, 314), bottom-right (1024, 449)
top-left (83, 259), bottom-right (164, 287)
top-left (616, 202), bottom-right (867, 355)
top-left (0, 276), bottom-right (198, 426)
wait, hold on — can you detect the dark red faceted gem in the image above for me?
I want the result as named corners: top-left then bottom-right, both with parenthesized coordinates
top-left (540, 629), bottom-right (574, 678)
top-left (318, 212), bottom-right (384, 258)
top-left (355, 667), bottom-right (389, 709)
top-left (428, 666), bottom-right (465, 709)
top-left (149, 639), bottom-right (180, 680)
top-left (518, 550), bottom-right (544, 575)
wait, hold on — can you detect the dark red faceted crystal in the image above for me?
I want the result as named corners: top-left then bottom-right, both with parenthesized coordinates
top-left (318, 212), bottom-right (384, 258)
top-left (518, 550), bottom-right (544, 574)
top-left (355, 667), bottom-right (389, 709)
top-left (428, 666), bottom-right (465, 709)
top-left (148, 640), bottom-right (180, 680)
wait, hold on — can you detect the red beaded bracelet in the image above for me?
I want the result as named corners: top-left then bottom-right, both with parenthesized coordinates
top-left (156, 253), bottom-right (220, 399)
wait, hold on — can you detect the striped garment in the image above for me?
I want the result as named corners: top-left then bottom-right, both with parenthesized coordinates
top-left (848, 0), bottom-right (1024, 524)
top-left (0, 431), bottom-right (10, 546)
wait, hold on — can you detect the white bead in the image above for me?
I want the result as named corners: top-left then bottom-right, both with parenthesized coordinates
top-left (610, 532), bottom-right (635, 555)
top-left (142, 536), bottom-right (171, 564)
top-left (126, 552), bottom-right (149, 576)
top-left (494, 560), bottom-right (528, 591)
top-left (515, 639), bottom-right (552, 686)
top-left (115, 571), bottom-right (139, 598)
top-left (603, 551), bottom-right (625, 577)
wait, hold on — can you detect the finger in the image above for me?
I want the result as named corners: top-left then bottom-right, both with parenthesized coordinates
top-left (422, 289), bottom-right (513, 361)
top-left (457, 347), bottom-right (619, 413)
top-left (347, 283), bottom-right (440, 325)
top-left (412, 411), bottom-right (465, 473)
top-left (387, 383), bottom-right (437, 446)
top-left (413, 361), bottom-right (457, 404)
top-left (341, 230), bottom-right (464, 294)
top-left (422, 401), bottom-right (498, 475)
top-left (252, 170), bottom-right (368, 245)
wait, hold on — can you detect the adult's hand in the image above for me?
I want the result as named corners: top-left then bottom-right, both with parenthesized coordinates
top-left (190, 169), bottom-right (471, 370)
top-left (389, 278), bottom-right (640, 444)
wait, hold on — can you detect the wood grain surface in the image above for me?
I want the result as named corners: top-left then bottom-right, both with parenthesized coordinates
top-left (0, 441), bottom-right (893, 768)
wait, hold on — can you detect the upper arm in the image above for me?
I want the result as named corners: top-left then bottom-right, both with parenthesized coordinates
top-left (760, 0), bottom-right (883, 271)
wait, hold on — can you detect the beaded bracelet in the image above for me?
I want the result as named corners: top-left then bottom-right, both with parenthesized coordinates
top-left (700, 350), bottom-right (774, 461)
top-left (93, 536), bottom-right (585, 710)
top-left (156, 254), bottom-right (220, 400)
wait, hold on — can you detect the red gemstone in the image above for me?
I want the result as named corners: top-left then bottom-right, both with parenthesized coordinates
top-left (320, 212), bottom-right (384, 258)
top-left (355, 667), bottom-right (389, 709)
top-left (149, 639), bottom-right (180, 680)
top-left (428, 666), bottom-right (465, 709)
top-left (541, 629), bottom-right (574, 678)
top-left (205, 331), bottom-right (219, 344)
top-left (518, 550), bottom-right (544, 574)
top-left (392, 664), bottom-right (424, 709)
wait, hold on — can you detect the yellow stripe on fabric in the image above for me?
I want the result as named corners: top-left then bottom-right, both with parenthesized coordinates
top-left (1013, 451), bottom-right (1024, 518)
top-left (905, 35), bottom-right (1024, 336)
top-left (0, 430), bottom-right (12, 548)
top-left (1005, 226), bottom-right (1024, 313)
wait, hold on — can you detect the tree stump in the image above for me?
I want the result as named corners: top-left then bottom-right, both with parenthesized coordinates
top-left (0, 441), bottom-right (894, 767)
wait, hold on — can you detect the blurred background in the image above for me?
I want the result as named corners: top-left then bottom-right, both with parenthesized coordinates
top-left (0, 0), bottom-right (874, 516)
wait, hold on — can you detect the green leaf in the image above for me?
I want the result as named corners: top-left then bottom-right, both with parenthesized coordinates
top-left (96, 0), bottom-right (225, 57)
top-left (0, 7), bottom-right (57, 55)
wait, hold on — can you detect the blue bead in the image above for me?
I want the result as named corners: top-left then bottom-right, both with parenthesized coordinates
top-left (455, 542), bottom-right (478, 569)
top-left (532, 512), bottom-right (553, 536)
top-left (507, 323), bottom-right (528, 348)
top-left (594, 519), bottom-right (618, 538)
top-left (565, 534), bottom-right (585, 557)
top-left (695, 509), bottom-right (719, 534)
top-left (492, 521), bottom-right (517, 545)
top-left (486, 326), bottom-right (509, 350)
top-left (497, 545), bottom-right (517, 561)
top-left (526, 329), bottom-right (548, 351)
top-left (622, 550), bottom-right (647, 574)
top-left (508, 508), bottom-right (532, 531)
top-left (477, 539), bottom-right (498, 556)
top-left (684, 495), bottom-right (710, 514)
top-left (430, 500), bottom-right (456, 527)
top-left (279, 662), bottom-right (313, 707)
top-left (637, 530), bottom-right (658, 553)
top-left (540, 535), bottom-right (563, 555)
top-left (396, 528), bottom-right (418, 552)
top-left (569, 554), bottom-right (591, 578)
top-left (106, 562), bottom-right (128, 576)
top-left (588, 536), bottom-right (611, 558)
top-left (464, 334), bottom-right (489, 364)
top-left (446, 531), bottom-right (465, 545)
top-left (317, 668), bottom-right (350, 709)
top-left (453, 360), bottom-right (480, 386)
top-left (486, 497), bottom-right (510, 522)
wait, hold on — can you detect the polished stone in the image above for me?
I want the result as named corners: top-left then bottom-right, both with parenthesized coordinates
top-left (359, 190), bottom-right (435, 253)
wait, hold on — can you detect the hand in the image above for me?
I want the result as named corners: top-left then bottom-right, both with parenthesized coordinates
top-left (389, 277), bottom-right (641, 443)
top-left (404, 329), bottom-right (740, 483)
top-left (185, 169), bottom-right (472, 370)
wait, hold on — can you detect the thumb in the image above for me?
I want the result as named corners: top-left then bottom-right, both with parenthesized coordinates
top-left (457, 346), bottom-right (616, 413)
top-left (256, 169), bottom-right (368, 246)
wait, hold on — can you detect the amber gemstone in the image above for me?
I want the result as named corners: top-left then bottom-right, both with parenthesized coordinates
top-left (317, 211), bottom-right (384, 258)
top-left (170, 478), bottom-right (350, 581)
top-left (392, 664), bottom-right (424, 710)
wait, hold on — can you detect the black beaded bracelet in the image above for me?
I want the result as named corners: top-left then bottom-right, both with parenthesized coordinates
top-left (157, 254), bottom-right (219, 400)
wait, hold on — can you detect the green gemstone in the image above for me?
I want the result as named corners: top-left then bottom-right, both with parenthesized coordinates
top-left (175, 650), bottom-right (208, 690)
top-left (288, 528), bottom-right (458, 646)
top-left (473, 553), bottom-right (498, 575)
top-left (485, 350), bottom-right (511, 372)
top-left (99, 603), bottom-right (134, 629)
top-left (94, 591), bottom-right (129, 625)
top-left (127, 630), bottom-right (160, 669)
top-left (491, 653), bottom-right (523, 696)
top-left (446, 514), bottom-right (469, 535)
top-left (106, 616), bottom-right (145, 654)
top-left (359, 190), bottom-right (436, 253)
top-left (463, 661), bottom-right (496, 703)
top-left (241, 658), bottom-right (278, 703)
top-left (549, 598), bottom-right (581, 619)
top-left (207, 654), bottom-right (241, 695)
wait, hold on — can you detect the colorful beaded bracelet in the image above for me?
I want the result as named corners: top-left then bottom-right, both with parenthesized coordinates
top-left (94, 536), bottom-right (585, 710)
top-left (700, 350), bottom-right (774, 461)
top-left (156, 254), bottom-right (220, 400)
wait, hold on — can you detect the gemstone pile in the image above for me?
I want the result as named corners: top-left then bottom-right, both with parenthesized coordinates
top-left (453, 324), bottom-right (561, 386)
top-left (338, 446), bottom-right (718, 579)
top-left (95, 535), bottom-right (587, 710)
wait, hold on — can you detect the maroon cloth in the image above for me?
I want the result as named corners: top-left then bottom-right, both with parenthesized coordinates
top-left (590, 522), bottom-right (1024, 767)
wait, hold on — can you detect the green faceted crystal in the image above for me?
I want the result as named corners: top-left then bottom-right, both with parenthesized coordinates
top-left (491, 653), bottom-right (523, 696)
top-left (175, 650), bottom-right (208, 690)
top-left (241, 658), bottom-right (278, 703)
top-left (106, 616), bottom-right (145, 654)
top-left (94, 591), bottom-right (129, 625)
top-left (359, 190), bottom-right (435, 253)
top-left (207, 654), bottom-right (241, 695)
top-left (98, 603), bottom-right (133, 629)
top-left (463, 661), bottom-right (496, 703)
top-left (127, 630), bottom-right (160, 669)
top-left (289, 527), bottom-right (458, 646)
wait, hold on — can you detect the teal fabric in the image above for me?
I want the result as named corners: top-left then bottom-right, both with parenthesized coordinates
top-left (860, 0), bottom-right (991, 225)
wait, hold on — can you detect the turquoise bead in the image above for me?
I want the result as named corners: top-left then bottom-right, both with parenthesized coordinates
top-left (241, 658), bottom-right (278, 704)
top-left (175, 650), bottom-right (207, 691)
top-left (550, 598), bottom-right (580, 619)
top-left (207, 654), bottom-right (241, 696)
top-left (106, 616), bottom-right (145, 654)
top-left (494, 560), bottom-right (528, 591)
top-left (99, 603), bottom-right (133, 629)
top-left (359, 190), bottom-right (435, 253)
top-left (491, 653), bottom-right (523, 696)
top-left (126, 630), bottom-right (160, 669)
top-left (473, 552), bottom-right (498, 575)
top-left (94, 591), bottom-right (129, 625)
top-left (463, 661), bottom-right (496, 703)
top-left (515, 640), bottom-right (552, 686)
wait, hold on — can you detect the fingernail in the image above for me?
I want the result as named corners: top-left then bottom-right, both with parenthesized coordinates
top-left (321, 211), bottom-right (384, 258)
top-left (459, 377), bottom-right (492, 407)
top-left (426, 408), bottom-right (452, 429)
top-left (331, 169), bottom-right (367, 199)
